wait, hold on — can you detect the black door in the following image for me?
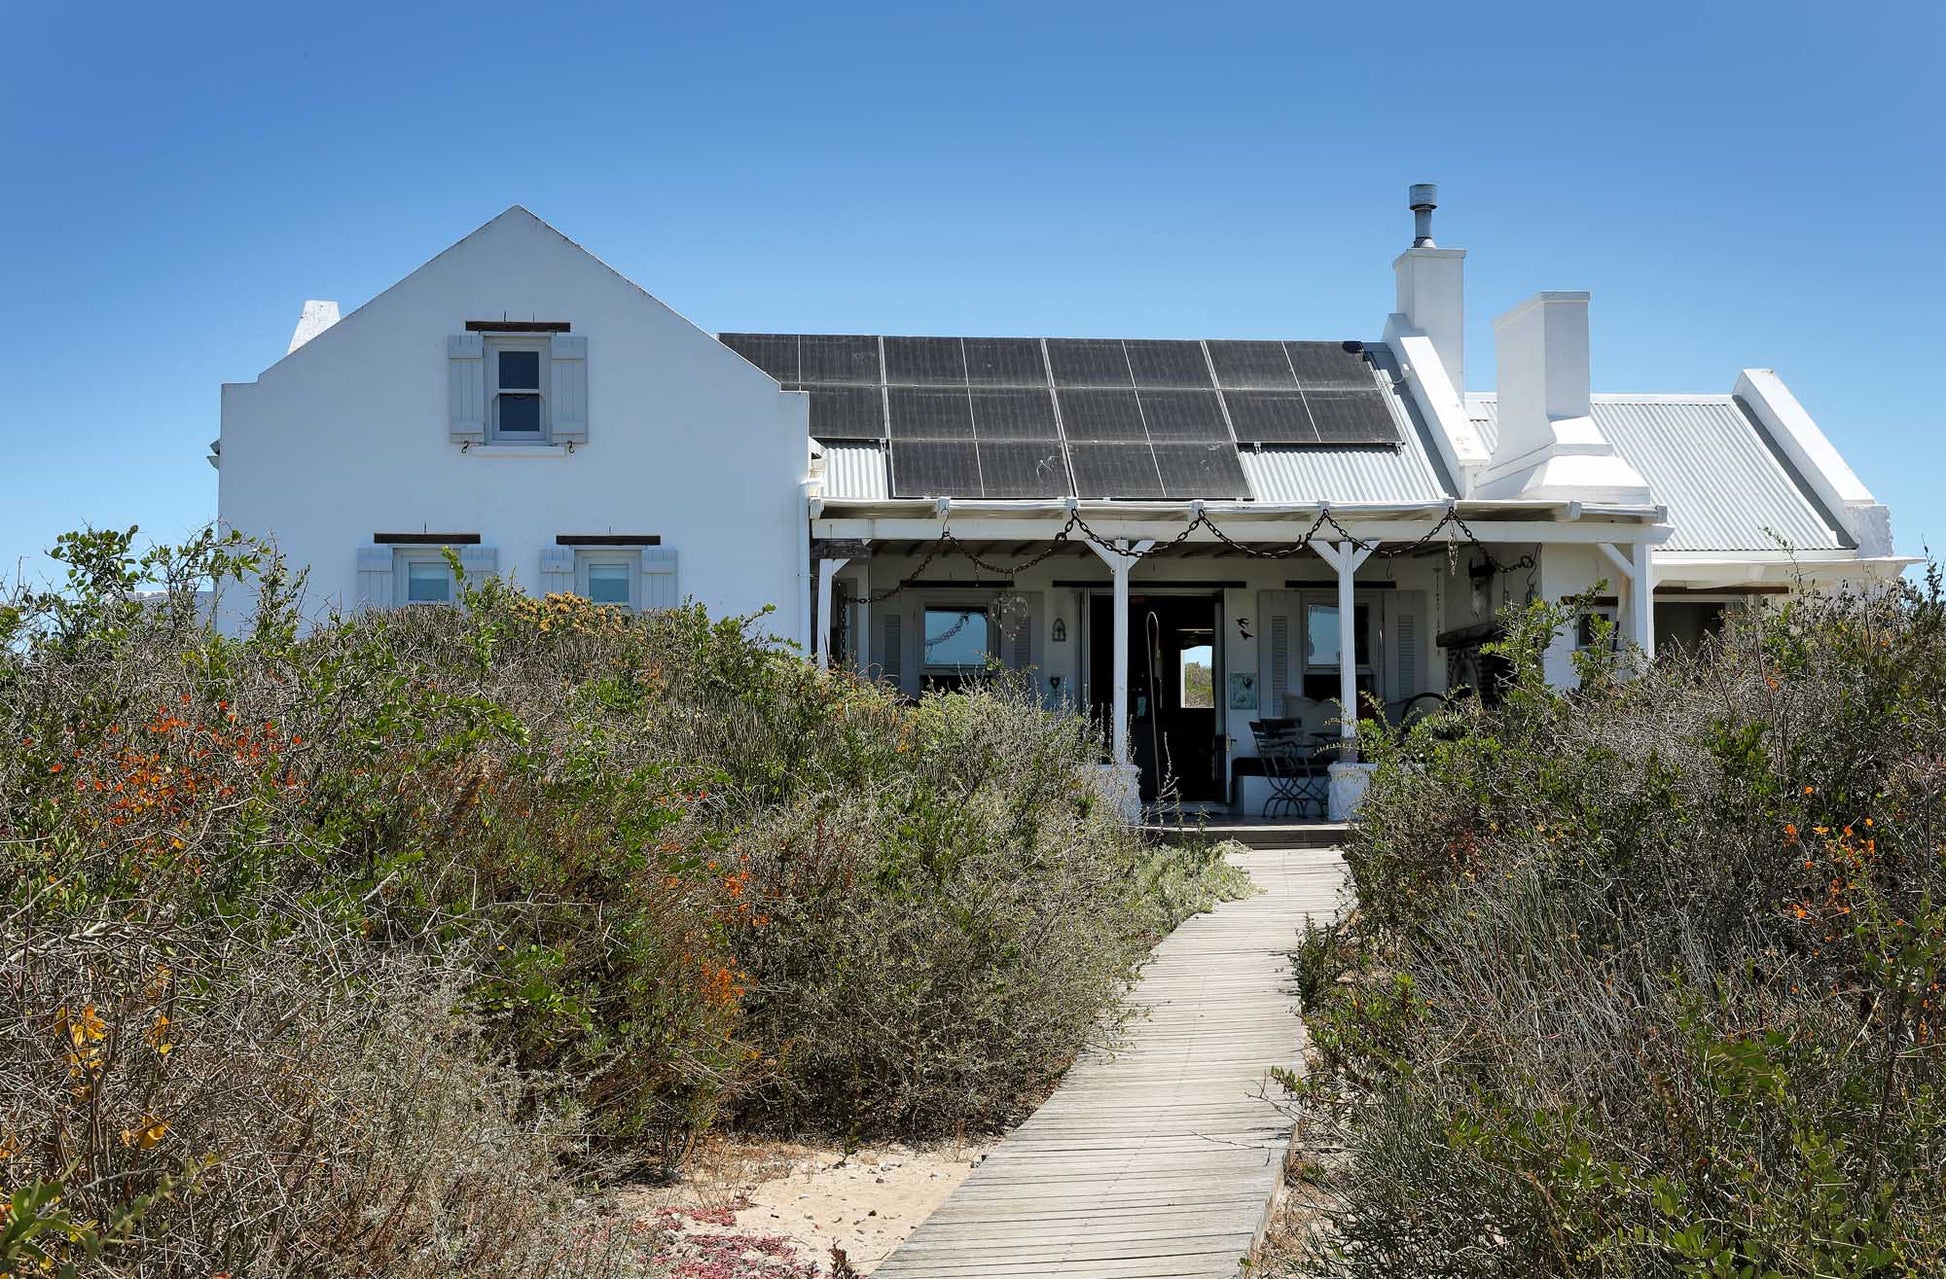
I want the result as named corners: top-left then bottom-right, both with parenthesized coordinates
top-left (1089, 594), bottom-right (1223, 804)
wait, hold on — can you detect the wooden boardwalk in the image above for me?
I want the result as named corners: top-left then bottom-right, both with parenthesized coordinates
top-left (874, 846), bottom-right (1348, 1278)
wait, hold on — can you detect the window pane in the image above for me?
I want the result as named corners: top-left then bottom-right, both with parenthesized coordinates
top-left (407, 560), bottom-right (451, 603)
top-left (497, 393), bottom-right (541, 432)
top-left (923, 607), bottom-right (988, 668)
top-left (587, 562), bottom-right (632, 606)
top-left (498, 349), bottom-right (541, 390)
top-left (1305, 605), bottom-right (1342, 669)
top-left (1305, 603), bottom-right (1371, 669)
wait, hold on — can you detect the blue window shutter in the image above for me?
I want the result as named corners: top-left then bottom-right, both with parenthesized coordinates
top-left (539, 547), bottom-right (575, 597)
top-left (1389, 589), bottom-right (1427, 699)
top-left (998, 591), bottom-right (1041, 670)
top-left (1260, 590), bottom-right (1294, 716)
top-left (448, 334), bottom-right (484, 444)
top-left (458, 546), bottom-right (498, 583)
top-left (641, 547), bottom-right (678, 609)
top-left (551, 335), bottom-right (588, 444)
top-left (881, 612), bottom-right (904, 687)
top-left (355, 546), bottom-right (392, 608)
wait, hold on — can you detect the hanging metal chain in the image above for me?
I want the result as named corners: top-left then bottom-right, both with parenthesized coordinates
top-left (834, 501), bottom-right (1488, 608)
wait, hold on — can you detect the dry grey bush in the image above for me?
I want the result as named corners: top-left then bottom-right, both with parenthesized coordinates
top-left (1273, 583), bottom-right (1946, 1276)
top-left (1, 898), bottom-right (641, 1278)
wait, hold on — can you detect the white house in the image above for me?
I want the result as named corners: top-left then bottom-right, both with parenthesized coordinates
top-left (215, 191), bottom-right (1908, 816)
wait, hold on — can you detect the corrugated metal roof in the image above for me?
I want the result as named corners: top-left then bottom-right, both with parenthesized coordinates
top-left (1467, 395), bottom-right (1847, 553)
top-left (1238, 442), bottom-right (1449, 505)
top-left (819, 442), bottom-right (888, 501)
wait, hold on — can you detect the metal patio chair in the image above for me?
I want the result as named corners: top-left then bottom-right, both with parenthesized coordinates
top-left (1249, 718), bottom-right (1329, 821)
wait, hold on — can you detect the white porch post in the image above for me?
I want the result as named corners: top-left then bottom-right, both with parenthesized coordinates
top-left (1630, 541), bottom-right (1655, 661)
top-left (1313, 539), bottom-right (1376, 740)
top-left (814, 557), bottom-right (848, 669)
top-left (854, 562), bottom-right (871, 673)
top-left (1597, 541), bottom-right (1656, 663)
top-left (1086, 538), bottom-right (1155, 765)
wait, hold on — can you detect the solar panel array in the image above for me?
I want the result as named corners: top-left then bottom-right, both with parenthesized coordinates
top-left (717, 334), bottom-right (1399, 500)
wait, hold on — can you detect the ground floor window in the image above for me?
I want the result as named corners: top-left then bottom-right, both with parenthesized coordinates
top-left (923, 605), bottom-right (990, 689)
top-left (398, 553), bottom-right (455, 606)
top-left (577, 550), bottom-right (638, 609)
top-left (1300, 600), bottom-right (1374, 702)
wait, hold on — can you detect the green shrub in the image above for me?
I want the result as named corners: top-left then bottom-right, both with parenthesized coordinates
top-left (2, 525), bottom-right (1242, 1271)
top-left (1282, 579), bottom-right (1946, 1278)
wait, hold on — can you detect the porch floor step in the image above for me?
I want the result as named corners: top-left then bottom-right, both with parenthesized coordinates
top-left (1144, 820), bottom-right (1350, 850)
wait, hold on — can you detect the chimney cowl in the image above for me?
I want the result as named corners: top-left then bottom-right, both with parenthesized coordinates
top-left (1408, 183), bottom-right (1438, 247)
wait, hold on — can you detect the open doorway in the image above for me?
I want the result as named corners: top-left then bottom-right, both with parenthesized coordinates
top-left (1089, 593), bottom-right (1224, 804)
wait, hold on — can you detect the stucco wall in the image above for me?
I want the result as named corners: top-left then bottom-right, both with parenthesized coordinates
top-left (216, 209), bottom-right (809, 641)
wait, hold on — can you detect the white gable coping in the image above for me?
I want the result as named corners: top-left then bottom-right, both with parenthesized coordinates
top-left (1383, 314), bottom-right (1489, 493)
top-left (287, 300), bottom-right (340, 353)
top-left (1734, 369), bottom-right (1894, 558)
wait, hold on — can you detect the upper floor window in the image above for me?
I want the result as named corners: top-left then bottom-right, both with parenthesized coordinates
top-left (490, 340), bottom-right (548, 442)
top-left (450, 328), bottom-right (586, 449)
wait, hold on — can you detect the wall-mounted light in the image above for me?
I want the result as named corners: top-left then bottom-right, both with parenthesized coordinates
top-left (1050, 617), bottom-right (1068, 643)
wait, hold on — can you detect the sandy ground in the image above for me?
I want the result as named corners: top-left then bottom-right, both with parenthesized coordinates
top-left (623, 1134), bottom-right (997, 1275)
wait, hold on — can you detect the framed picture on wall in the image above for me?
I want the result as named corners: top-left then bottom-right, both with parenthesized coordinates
top-left (1228, 672), bottom-right (1257, 711)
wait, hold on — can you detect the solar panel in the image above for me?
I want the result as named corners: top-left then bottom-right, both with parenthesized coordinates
top-left (797, 384), bottom-right (887, 440)
top-left (1046, 339), bottom-right (1133, 388)
top-left (1124, 340), bottom-right (1214, 388)
top-left (720, 333), bottom-right (798, 382)
top-left (977, 442), bottom-right (1071, 497)
top-left (1068, 442), bottom-right (1164, 499)
top-left (1304, 388), bottom-right (1399, 444)
top-left (799, 334), bottom-right (880, 385)
top-left (969, 389), bottom-right (1060, 441)
top-left (1055, 388), bottom-right (1145, 441)
top-left (1285, 341), bottom-right (1373, 389)
top-left (1206, 340), bottom-right (1295, 389)
top-left (887, 387), bottom-right (974, 441)
top-left (737, 330), bottom-right (1400, 499)
top-left (1221, 390), bottom-right (1318, 445)
top-left (1154, 442), bottom-right (1250, 499)
top-left (884, 336), bottom-right (967, 386)
top-left (964, 338), bottom-right (1049, 386)
top-left (890, 440), bottom-right (981, 497)
top-left (1135, 389), bottom-right (1231, 442)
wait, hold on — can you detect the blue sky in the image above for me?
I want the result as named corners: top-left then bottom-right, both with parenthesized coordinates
top-left (3, 0), bottom-right (1941, 583)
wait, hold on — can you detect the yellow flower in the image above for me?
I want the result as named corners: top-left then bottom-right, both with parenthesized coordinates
top-left (119, 1117), bottom-right (169, 1149)
top-left (57, 1004), bottom-right (108, 1048)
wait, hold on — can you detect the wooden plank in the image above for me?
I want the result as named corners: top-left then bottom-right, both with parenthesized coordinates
top-left (873, 846), bottom-right (1347, 1278)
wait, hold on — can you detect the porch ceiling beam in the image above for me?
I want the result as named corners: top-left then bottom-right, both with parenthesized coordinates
top-left (1596, 542), bottom-right (1636, 581)
top-left (812, 517), bottom-right (1674, 546)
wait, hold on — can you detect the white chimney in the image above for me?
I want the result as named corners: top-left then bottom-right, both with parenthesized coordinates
top-left (1392, 184), bottom-right (1466, 392)
top-left (1475, 291), bottom-right (1652, 505)
top-left (287, 299), bottom-right (341, 354)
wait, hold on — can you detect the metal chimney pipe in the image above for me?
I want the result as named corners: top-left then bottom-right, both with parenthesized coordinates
top-left (1408, 183), bottom-right (1438, 247)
